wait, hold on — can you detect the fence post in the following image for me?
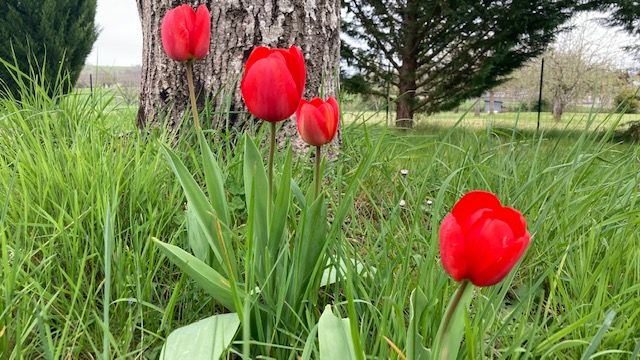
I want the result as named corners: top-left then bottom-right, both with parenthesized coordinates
top-left (537, 58), bottom-right (545, 132)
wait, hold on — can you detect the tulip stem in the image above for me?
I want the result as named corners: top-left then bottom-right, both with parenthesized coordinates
top-left (267, 122), bottom-right (276, 218)
top-left (314, 145), bottom-right (322, 198)
top-left (185, 61), bottom-right (201, 131)
top-left (438, 280), bottom-right (469, 360)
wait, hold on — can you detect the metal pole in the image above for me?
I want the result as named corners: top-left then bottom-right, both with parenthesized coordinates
top-left (386, 63), bottom-right (391, 126)
top-left (537, 58), bottom-right (544, 132)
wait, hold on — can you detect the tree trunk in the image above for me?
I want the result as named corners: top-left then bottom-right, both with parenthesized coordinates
top-left (136, 0), bottom-right (340, 138)
top-left (395, 1), bottom-right (418, 129)
top-left (396, 82), bottom-right (415, 129)
top-left (488, 91), bottom-right (495, 114)
top-left (552, 101), bottom-right (564, 121)
top-left (474, 97), bottom-right (481, 116)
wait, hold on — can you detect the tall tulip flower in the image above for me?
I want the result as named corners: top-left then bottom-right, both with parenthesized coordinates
top-left (161, 4), bottom-right (211, 62)
top-left (296, 97), bottom-right (339, 147)
top-left (439, 190), bottom-right (530, 287)
top-left (434, 190), bottom-right (530, 360)
top-left (160, 4), bottom-right (211, 130)
top-left (295, 96), bottom-right (339, 196)
top-left (240, 46), bottom-right (306, 123)
top-left (240, 45), bottom-right (306, 214)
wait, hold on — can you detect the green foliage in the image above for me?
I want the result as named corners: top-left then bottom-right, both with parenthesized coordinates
top-left (614, 87), bottom-right (640, 113)
top-left (342, 0), bottom-right (584, 122)
top-left (1, 78), bottom-right (639, 358)
top-left (318, 306), bottom-right (364, 360)
top-left (586, 1), bottom-right (640, 37)
top-left (159, 313), bottom-right (240, 360)
top-left (152, 124), bottom-right (379, 358)
top-left (0, 0), bottom-right (98, 98)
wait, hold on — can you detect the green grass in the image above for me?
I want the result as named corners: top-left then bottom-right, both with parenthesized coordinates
top-left (345, 110), bottom-right (638, 132)
top-left (0, 87), bottom-right (639, 359)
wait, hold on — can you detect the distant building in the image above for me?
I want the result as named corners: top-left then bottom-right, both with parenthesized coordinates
top-left (484, 99), bottom-right (503, 113)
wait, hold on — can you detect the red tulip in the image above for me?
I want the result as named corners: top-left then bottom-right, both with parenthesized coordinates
top-left (296, 97), bottom-right (339, 146)
top-left (439, 191), bottom-right (531, 287)
top-left (240, 46), bottom-right (306, 122)
top-left (161, 4), bottom-right (211, 62)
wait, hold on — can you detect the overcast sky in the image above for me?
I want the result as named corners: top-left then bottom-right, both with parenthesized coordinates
top-left (87, 0), bottom-right (142, 66)
top-left (87, 1), bottom-right (638, 68)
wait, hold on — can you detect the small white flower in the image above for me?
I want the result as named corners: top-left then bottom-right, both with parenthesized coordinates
top-left (426, 200), bottom-right (433, 205)
top-left (400, 169), bottom-right (409, 176)
top-left (399, 199), bottom-right (406, 207)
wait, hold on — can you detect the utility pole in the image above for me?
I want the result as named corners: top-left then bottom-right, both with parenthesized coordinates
top-left (537, 58), bottom-right (545, 132)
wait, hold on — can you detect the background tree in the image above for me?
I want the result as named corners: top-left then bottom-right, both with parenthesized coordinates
top-left (600, 1), bottom-right (640, 55)
top-left (615, 87), bottom-right (640, 113)
top-left (497, 18), bottom-right (628, 120)
top-left (136, 0), bottom-right (339, 134)
top-left (589, 1), bottom-right (640, 36)
top-left (342, 0), bottom-right (586, 128)
top-left (0, 0), bottom-right (98, 98)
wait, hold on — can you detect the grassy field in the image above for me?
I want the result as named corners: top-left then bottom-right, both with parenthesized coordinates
top-left (1, 89), bottom-right (639, 359)
top-left (345, 109), bottom-right (638, 132)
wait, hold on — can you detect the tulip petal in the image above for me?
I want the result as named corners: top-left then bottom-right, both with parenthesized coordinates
top-left (475, 233), bottom-right (530, 286)
top-left (241, 52), bottom-right (299, 122)
top-left (326, 96), bottom-right (340, 138)
top-left (465, 217), bottom-right (519, 286)
top-left (296, 103), bottom-right (330, 146)
top-left (309, 97), bottom-right (324, 107)
top-left (452, 190), bottom-right (501, 232)
top-left (245, 46), bottom-right (272, 73)
top-left (496, 206), bottom-right (528, 238)
top-left (439, 214), bottom-right (467, 282)
top-left (190, 5), bottom-right (211, 59)
top-left (317, 103), bottom-right (336, 141)
top-left (276, 46), bottom-right (306, 96)
top-left (161, 9), bottom-right (191, 61)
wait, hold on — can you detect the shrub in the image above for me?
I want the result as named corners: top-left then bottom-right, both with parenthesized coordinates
top-left (614, 87), bottom-right (640, 113)
top-left (0, 0), bottom-right (98, 98)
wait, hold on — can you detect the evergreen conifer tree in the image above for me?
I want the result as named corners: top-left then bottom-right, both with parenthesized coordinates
top-left (0, 0), bottom-right (98, 97)
top-left (342, 0), bottom-right (585, 127)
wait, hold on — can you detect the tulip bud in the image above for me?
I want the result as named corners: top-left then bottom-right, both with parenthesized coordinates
top-left (161, 5), bottom-right (211, 62)
top-left (295, 97), bottom-right (339, 147)
top-left (240, 46), bottom-right (306, 122)
top-left (439, 191), bottom-right (531, 287)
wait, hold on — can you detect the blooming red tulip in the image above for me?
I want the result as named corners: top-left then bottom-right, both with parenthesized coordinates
top-left (161, 4), bottom-right (211, 62)
top-left (439, 191), bottom-right (531, 287)
top-left (240, 46), bottom-right (306, 122)
top-left (296, 97), bottom-right (339, 146)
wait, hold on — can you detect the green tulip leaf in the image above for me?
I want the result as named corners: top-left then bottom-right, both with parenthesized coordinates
top-left (318, 305), bottom-right (364, 360)
top-left (406, 288), bottom-right (431, 360)
top-left (160, 313), bottom-right (240, 360)
top-left (198, 131), bottom-right (230, 226)
top-left (153, 238), bottom-right (242, 311)
top-left (320, 258), bottom-right (377, 287)
top-left (185, 204), bottom-right (210, 264)
top-left (243, 135), bottom-right (269, 278)
top-left (269, 146), bottom-right (292, 265)
top-left (161, 143), bottom-right (238, 278)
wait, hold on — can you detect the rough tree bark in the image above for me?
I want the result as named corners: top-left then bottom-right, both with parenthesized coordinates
top-left (395, 0), bottom-right (418, 129)
top-left (396, 60), bottom-right (417, 129)
top-left (136, 0), bottom-right (340, 145)
top-left (474, 98), bottom-right (481, 116)
top-left (552, 101), bottom-right (565, 121)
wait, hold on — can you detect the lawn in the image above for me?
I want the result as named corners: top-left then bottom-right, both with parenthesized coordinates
top-left (345, 109), bottom-right (638, 132)
top-left (1, 90), bottom-right (639, 359)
